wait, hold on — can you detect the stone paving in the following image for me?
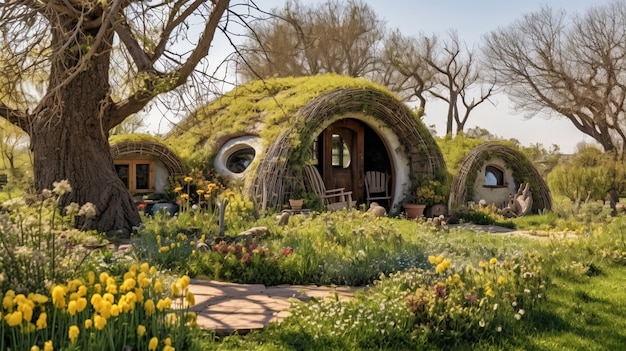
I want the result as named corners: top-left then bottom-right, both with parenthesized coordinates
top-left (187, 279), bottom-right (361, 336)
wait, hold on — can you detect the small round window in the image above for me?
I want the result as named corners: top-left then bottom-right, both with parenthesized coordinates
top-left (226, 147), bottom-right (256, 174)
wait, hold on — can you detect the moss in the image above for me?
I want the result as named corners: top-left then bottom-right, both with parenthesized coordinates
top-left (109, 133), bottom-right (164, 145)
top-left (165, 74), bottom-right (395, 165)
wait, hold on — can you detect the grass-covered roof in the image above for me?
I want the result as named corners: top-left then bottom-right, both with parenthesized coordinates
top-left (165, 74), bottom-right (396, 163)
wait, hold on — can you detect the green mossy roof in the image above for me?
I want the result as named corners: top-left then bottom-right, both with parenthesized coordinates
top-left (165, 74), bottom-right (397, 163)
top-left (109, 133), bottom-right (164, 145)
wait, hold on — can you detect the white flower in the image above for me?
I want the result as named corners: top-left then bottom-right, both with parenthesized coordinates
top-left (78, 202), bottom-right (97, 219)
top-left (493, 303), bottom-right (498, 311)
top-left (41, 189), bottom-right (53, 199)
top-left (518, 309), bottom-right (525, 315)
top-left (479, 319), bottom-right (485, 327)
top-left (514, 313), bottom-right (522, 320)
top-left (52, 180), bottom-right (72, 195)
top-left (496, 326), bottom-right (502, 332)
top-left (65, 202), bottom-right (80, 216)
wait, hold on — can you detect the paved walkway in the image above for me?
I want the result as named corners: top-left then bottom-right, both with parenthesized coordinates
top-left (187, 279), bottom-right (361, 335)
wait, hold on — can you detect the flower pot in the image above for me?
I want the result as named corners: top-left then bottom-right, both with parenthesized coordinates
top-left (289, 199), bottom-right (304, 210)
top-left (404, 203), bottom-right (426, 219)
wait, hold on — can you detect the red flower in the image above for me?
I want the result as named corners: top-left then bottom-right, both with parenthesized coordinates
top-left (281, 247), bottom-right (293, 256)
top-left (241, 252), bottom-right (251, 264)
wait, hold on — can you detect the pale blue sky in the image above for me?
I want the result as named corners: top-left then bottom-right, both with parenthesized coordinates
top-left (360, 0), bottom-right (599, 153)
top-left (150, 0), bottom-right (603, 152)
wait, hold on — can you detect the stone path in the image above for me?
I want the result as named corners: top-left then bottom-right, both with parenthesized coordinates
top-left (187, 279), bottom-right (361, 335)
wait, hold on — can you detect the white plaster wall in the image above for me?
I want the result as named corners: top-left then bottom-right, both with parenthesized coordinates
top-left (471, 157), bottom-right (517, 207)
top-left (214, 136), bottom-right (264, 180)
top-left (154, 160), bottom-right (169, 193)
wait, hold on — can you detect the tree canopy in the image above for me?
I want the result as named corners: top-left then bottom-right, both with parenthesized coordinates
top-left (483, 1), bottom-right (626, 153)
top-left (0, 0), bottom-right (242, 233)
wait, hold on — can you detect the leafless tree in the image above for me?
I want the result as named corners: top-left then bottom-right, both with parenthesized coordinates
top-left (378, 30), bottom-right (437, 110)
top-left (236, 0), bottom-right (385, 81)
top-left (482, 2), bottom-right (626, 153)
top-left (0, 0), bottom-right (250, 233)
top-left (426, 30), bottom-right (495, 136)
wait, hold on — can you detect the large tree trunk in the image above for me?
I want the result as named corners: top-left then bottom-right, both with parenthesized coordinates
top-left (29, 25), bottom-right (141, 235)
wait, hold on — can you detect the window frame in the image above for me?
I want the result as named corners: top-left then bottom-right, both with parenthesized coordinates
top-left (114, 159), bottom-right (155, 194)
top-left (484, 165), bottom-right (506, 188)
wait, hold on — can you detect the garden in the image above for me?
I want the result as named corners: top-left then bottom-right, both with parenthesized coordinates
top-left (1, 174), bottom-right (626, 350)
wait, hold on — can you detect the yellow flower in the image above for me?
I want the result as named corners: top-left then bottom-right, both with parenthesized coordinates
top-left (174, 186), bottom-right (183, 193)
top-left (44, 340), bottom-right (53, 351)
top-left (154, 279), bottom-right (164, 293)
top-left (140, 262), bottom-right (150, 273)
top-left (149, 266), bottom-right (157, 275)
top-left (156, 297), bottom-right (171, 311)
top-left (163, 346), bottom-right (175, 351)
top-left (51, 286), bottom-right (66, 309)
top-left (110, 304), bottom-right (120, 317)
top-left (30, 346), bottom-right (40, 351)
top-left (7, 311), bottom-right (23, 326)
top-left (184, 176), bottom-right (193, 183)
top-left (497, 276), bottom-right (506, 285)
top-left (180, 193), bottom-right (189, 200)
top-left (137, 324), bottom-right (146, 336)
top-left (36, 312), bottom-right (47, 330)
top-left (148, 337), bottom-right (158, 351)
top-left (186, 291), bottom-right (195, 306)
top-left (84, 319), bottom-right (92, 330)
top-left (20, 301), bottom-right (34, 322)
top-left (94, 315), bottom-right (107, 330)
top-left (87, 271), bottom-right (96, 285)
top-left (165, 337), bottom-right (172, 346)
top-left (144, 299), bottom-right (156, 316)
top-left (435, 258), bottom-right (451, 274)
top-left (28, 293), bottom-right (48, 305)
top-left (171, 282), bottom-right (181, 297)
top-left (120, 278), bottom-right (136, 292)
top-left (490, 258), bottom-right (498, 265)
top-left (196, 189), bottom-right (205, 195)
top-left (67, 300), bottom-right (77, 316)
top-left (68, 325), bottom-right (79, 343)
top-left (76, 297), bottom-right (87, 313)
top-left (159, 246), bottom-right (170, 253)
top-left (178, 275), bottom-right (190, 289)
top-left (99, 272), bottom-right (109, 284)
top-left (466, 264), bottom-right (473, 273)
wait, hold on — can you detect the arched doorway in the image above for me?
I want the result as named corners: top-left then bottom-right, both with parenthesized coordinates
top-left (313, 119), bottom-right (392, 206)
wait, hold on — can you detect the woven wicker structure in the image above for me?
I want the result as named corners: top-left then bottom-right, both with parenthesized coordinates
top-left (110, 140), bottom-right (185, 177)
top-left (249, 87), bottom-right (446, 209)
top-left (167, 74), bottom-right (447, 211)
top-left (448, 142), bottom-right (552, 213)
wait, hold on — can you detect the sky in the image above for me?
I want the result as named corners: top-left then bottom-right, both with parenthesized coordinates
top-left (359, 0), bottom-right (599, 153)
top-left (148, 0), bottom-right (603, 153)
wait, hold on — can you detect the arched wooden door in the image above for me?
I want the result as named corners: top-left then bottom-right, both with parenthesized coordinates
top-left (322, 119), bottom-right (365, 204)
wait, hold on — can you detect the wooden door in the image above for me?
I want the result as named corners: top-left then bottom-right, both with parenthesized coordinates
top-left (322, 119), bottom-right (365, 204)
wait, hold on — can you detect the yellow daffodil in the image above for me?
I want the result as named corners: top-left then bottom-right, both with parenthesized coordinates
top-left (148, 337), bottom-right (158, 351)
top-left (68, 325), bottom-right (79, 343)
top-left (186, 291), bottom-right (195, 306)
top-left (94, 315), bottom-right (107, 330)
top-left (490, 258), bottom-right (498, 265)
top-left (51, 286), bottom-right (66, 309)
top-left (163, 346), bottom-right (175, 351)
top-left (178, 275), bottom-right (191, 289)
top-left (174, 186), bottom-right (183, 193)
top-left (149, 266), bottom-right (157, 275)
top-left (144, 299), bottom-right (156, 316)
top-left (28, 293), bottom-right (48, 305)
top-left (84, 319), bottom-right (92, 330)
top-left (36, 312), bottom-right (47, 330)
top-left (30, 346), bottom-right (40, 351)
top-left (140, 262), bottom-right (150, 273)
top-left (137, 324), bottom-right (146, 336)
top-left (87, 271), bottom-right (96, 285)
top-left (7, 311), bottom-right (23, 326)
top-left (44, 340), bottom-right (53, 351)
top-left (99, 272), bottom-right (109, 284)
top-left (184, 176), bottom-right (193, 183)
top-left (154, 279), bottom-right (164, 293)
top-left (67, 301), bottom-right (77, 316)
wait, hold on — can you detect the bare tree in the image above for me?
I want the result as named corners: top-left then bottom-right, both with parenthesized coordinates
top-left (0, 0), bottom-right (241, 233)
top-left (482, 2), bottom-right (626, 153)
top-left (426, 31), bottom-right (495, 136)
top-left (379, 30), bottom-right (437, 110)
top-left (236, 0), bottom-right (385, 81)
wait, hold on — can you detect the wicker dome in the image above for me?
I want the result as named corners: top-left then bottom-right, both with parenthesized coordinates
top-left (448, 142), bottom-right (552, 213)
top-left (110, 140), bottom-right (185, 176)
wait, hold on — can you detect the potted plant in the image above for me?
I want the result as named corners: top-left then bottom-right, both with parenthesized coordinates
top-left (288, 180), bottom-right (306, 211)
top-left (404, 179), bottom-right (445, 219)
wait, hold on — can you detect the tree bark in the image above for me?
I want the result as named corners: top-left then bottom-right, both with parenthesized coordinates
top-left (30, 26), bottom-right (140, 235)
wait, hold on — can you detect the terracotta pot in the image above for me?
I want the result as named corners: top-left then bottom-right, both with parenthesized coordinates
top-left (289, 199), bottom-right (304, 210)
top-left (403, 203), bottom-right (426, 219)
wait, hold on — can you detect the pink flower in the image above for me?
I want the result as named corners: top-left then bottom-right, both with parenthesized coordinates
top-left (241, 252), bottom-right (251, 264)
top-left (281, 247), bottom-right (293, 256)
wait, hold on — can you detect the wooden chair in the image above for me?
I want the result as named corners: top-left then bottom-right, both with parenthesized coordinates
top-left (303, 165), bottom-right (353, 211)
top-left (364, 171), bottom-right (391, 207)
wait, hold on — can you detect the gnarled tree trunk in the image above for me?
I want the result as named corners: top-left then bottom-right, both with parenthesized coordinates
top-left (29, 25), bottom-right (140, 235)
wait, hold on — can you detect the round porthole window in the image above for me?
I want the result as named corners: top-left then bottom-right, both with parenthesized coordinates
top-left (214, 136), bottom-right (263, 179)
top-left (226, 147), bottom-right (256, 173)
